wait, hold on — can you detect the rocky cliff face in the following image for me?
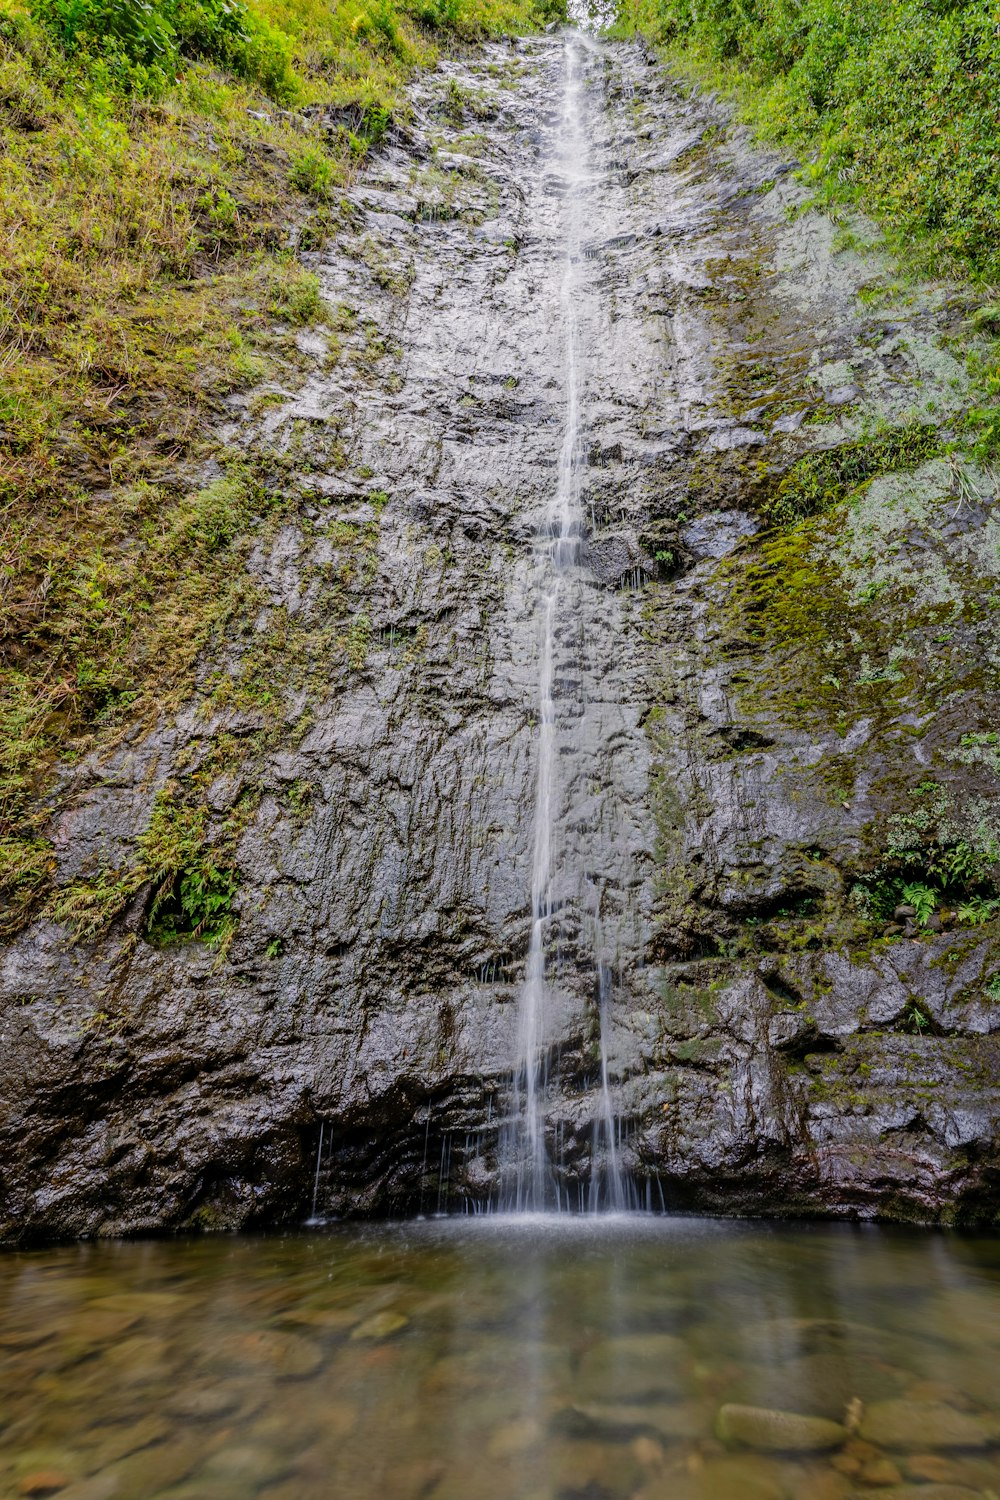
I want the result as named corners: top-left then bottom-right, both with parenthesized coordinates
top-left (2, 30), bottom-right (998, 1241)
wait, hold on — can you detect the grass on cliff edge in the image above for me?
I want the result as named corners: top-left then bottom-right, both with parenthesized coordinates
top-left (613, 0), bottom-right (1000, 287)
top-left (613, 0), bottom-right (1000, 502)
top-left (0, 0), bottom-right (555, 935)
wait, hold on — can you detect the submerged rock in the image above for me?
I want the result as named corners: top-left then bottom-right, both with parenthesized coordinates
top-left (349, 1311), bottom-right (409, 1341)
top-left (726, 1350), bottom-right (903, 1421)
top-left (716, 1403), bottom-right (847, 1452)
top-left (858, 1401), bottom-right (998, 1450)
top-left (210, 1330), bottom-right (323, 1379)
top-left (635, 1454), bottom-right (787, 1500)
top-left (555, 1399), bottom-right (706, 1441)
top-left (575, 1335), bottom-right (689, 1401)
top-left (846, 1488), bottom-right (983, 1500)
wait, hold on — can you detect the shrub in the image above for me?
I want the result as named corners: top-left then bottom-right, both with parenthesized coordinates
top-left (290, 144), bottom-right (334, 200)
top-left (172, 0), bottom-right (295, 99)
top-left (269, 266), bottom-right (323, 323)
top-left (28, 0), bottom-right (296, 98)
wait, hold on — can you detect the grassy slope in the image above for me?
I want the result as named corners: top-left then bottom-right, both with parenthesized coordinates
top-left (0, 0), bottom-right (551, 934)
top-left (613, 0), bottom-right (1000, 476)
top-left (614, 0), bottom-right (1000, 284)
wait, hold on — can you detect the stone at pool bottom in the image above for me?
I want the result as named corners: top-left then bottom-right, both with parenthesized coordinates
top-left (722, 1350), bottom-right (906, 1420)
top-left (574, 1334), bottom-right (690, 1401)
top-left (716, 1404), bottom-right (848, 1452)
top-left (633, 1454), bottom-right (794, 1500)
top-left (859, 1401), bottom-right (1000, 1449)
top-left (847, 1487), bottom-right (984, 1499)
top-left (556, 1400), bottom-right (707, 1441)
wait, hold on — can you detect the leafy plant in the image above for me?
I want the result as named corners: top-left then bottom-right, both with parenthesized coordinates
top-left (51, 789), bottom-right (241, 948)
top-left (290, 146), bottom-right (334, 202)
top-left (267, 265), bottom-right (323, 325)
top-left (900, 881), bottom-right (937, 926)
top-left (854, 800), bottom-right (1000, 939)
top-left (146, 860), bottom-right (238, 946)
top-left (900, 1001), bottom-right (931, 1034)
top-left (956, 895), bottom-right (1000, 926)
top-left (29, 0), bottom-right (296, 98)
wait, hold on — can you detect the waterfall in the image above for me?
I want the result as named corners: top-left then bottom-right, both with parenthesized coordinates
top-left (499, 31), bottom-right (632, 1214)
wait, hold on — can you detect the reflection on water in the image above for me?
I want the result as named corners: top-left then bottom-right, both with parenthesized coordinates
top-left (1, 1218), bottom-right (1000, 1499)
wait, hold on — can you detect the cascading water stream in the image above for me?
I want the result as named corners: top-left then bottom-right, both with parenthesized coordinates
top-left (500, 30), bottom-right (632, 1214)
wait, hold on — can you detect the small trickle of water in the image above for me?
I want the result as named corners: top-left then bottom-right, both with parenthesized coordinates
top-left (499, 33), bottom-right (632, 1214)
top-left (589, 964), bottom-right (632, 1212)
top-left (308, 1121), bottom-right (325, 1223)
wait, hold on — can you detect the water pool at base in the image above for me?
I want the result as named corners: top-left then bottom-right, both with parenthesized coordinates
top-left (2, 1218), bottom-right (1000, 1499)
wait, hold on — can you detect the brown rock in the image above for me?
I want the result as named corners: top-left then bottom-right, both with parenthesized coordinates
top-left (636, 1454), bottom-right (786, 1500)
top-left (844, 1440), bottom-right (881, 1462)
top-left (212, 1329), bottom-right (323, 1378)
top-left (847, 1488), bottom-right (982, 1500)
top-left (716, 1403), bottom-right (847, 1452)
top-left (859, 1401), bottom-right (996, 1450)
top-left (86, 1415), bottom-right (171, 1468)
top-left (348, 1310), bottom-right (409, 1341)
top-left (904, 1382), bottom-right (974, 1411)
top-left (858, 1458), bottom-right (902, 1486)
top-left (18, 1474), bottom-right (74, 1497)
top-left (787, 1467), bottom-right (854, 1500)
top-left (574, 1333), bottom-right (688, 1400)
top-left (103, 1437), bottom-right (208, 1496)
top-left (904, 1455), bottom-right (969, 1483)
top-left (556, 1400), bottom-right (706, 1442)
top-left (51, 1481), bottom-right (119, 1500)
top-left (631, 1435), bottom-right (665, 1468)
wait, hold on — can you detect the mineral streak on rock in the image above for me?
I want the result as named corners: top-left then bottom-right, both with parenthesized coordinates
top-left (1, 27), bottom-right (999, 1241)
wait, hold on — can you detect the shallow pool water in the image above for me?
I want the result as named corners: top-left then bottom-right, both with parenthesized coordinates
top-left (2, 1217), bottom-right (1000, 1499)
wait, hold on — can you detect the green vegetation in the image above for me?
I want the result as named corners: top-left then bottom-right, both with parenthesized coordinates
top-left (852, 783), bottom-right (1000, 934)
top-left (1, 466), bottom-right (281, 933)
top-left (1, 0), bottom-right (553, 942)
top-left (53, 786), bottom-right (247, 950)
top-left (30, 0), bottom-right (296, 98)
top-left (615, 0), bottom-right (1000, 283)
top-left (763, 423), bottom-right (941, 528)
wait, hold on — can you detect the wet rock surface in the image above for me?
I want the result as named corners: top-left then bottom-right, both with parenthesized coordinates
top-left (1, 29), bottom-right (999, 1237)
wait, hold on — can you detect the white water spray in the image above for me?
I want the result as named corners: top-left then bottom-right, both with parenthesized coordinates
top-left (309, 1121), bottom-right (324, 1222)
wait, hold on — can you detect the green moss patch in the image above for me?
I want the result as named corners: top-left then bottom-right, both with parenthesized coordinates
top-left (762, 423), bottom-right (942, 528)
